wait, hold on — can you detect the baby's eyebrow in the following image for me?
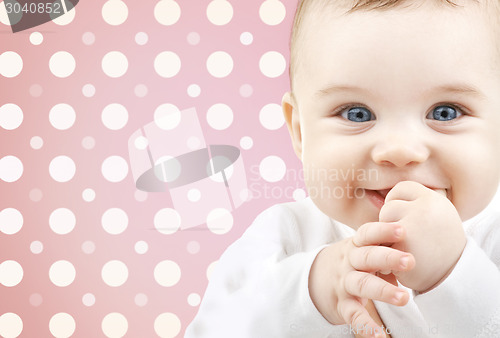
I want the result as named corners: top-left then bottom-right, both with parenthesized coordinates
top-left (429, 83), bottom-right (486, 99)
top-left (315, 83), bottom-right (486, 99)
top-left (315, 84), bottom-right (367, 98)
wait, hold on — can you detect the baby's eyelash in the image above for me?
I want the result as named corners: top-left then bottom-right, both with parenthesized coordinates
top-left (331, 103), bottom-right (371, 116)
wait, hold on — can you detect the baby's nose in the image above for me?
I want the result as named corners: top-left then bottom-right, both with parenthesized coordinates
top-left (371, 133), bottom-right (430, 167)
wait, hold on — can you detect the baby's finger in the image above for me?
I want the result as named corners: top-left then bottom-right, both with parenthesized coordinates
top-left (385, 181), bottom-right (426, 202)
top-left (345, 271), bottom-right (409, 306)
top-left (378, 200), bottom-right (409, 223)
top-left (338, 298), bottom-right (385, 338)
top-left (349, 245), bottom-right (414, 273)
top-left (352, 222), bottom-right (404, 247)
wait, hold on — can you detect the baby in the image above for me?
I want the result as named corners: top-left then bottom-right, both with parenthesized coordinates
top-left (186, 0), bottom-right (500, 337)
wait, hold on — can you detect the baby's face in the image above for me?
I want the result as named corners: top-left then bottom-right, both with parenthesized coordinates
top-left (284, 2), bottom-right (500, 228)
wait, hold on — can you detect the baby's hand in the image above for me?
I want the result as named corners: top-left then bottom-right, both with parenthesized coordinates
top-left (309, 222), bottom-right (415, 337)
top-left (380, 181), bottom-right (466, 292)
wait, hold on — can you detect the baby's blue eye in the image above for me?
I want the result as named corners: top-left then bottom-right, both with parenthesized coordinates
top-left (429, 106), bottom-right (461, 121)
top-left (341, 107), bottom-right (373, 122)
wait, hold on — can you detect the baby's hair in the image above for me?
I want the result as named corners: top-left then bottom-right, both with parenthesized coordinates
top-left (289, 0), bottom-right (500, 91)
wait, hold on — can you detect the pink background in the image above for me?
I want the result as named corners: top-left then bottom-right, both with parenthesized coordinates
top-left (0, 1), bottom-right (306, 337)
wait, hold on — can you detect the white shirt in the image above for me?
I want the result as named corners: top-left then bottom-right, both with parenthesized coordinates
top-left (186, 188), bottom-right (500, 338)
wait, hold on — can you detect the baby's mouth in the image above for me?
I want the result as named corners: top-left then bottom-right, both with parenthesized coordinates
top-left (375, 189), bottom-right (391, 199)
top-left (372, 187), bottom-right (448, 199)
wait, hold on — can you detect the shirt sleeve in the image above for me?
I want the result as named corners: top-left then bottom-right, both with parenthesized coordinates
top-left (413, 236), bottom-right (500, 337)
top-left (185, 204), bottom-right (353, 338)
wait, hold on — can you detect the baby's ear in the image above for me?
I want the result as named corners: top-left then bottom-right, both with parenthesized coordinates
top-left (282, 92), bottom-right (303, 161)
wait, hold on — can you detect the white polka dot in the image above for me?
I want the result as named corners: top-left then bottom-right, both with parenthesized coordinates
top-left (187, 293), bottom-right (201, 307)
top-left (134, 241), bottom-right (148, 254)
top-left (154, 313), bottom-right (181, 338)
top-left (206, 208), bottom-right (233, 234)
top-left (134, 136), bottom-right (149, 150)
top-left (102, 0), bottom-right (128, 25)
top-left (0, 2), bottom-right (11, 25)
top-left (259, 0), bottom-right (286, 25)
top-left (187, 32), bottom-right (200, 45)
top-left (239, 84), bottom-right (253, 97)
top-left (206, 51), bottom-right (233, 78)
top-left (102, 313), bottom-right (128, 338)
top-left (49, 208), bottom-right (76, 235)
top-left (154, 208), bottom-right (181, 235)
top-left (30, 241), bottom-right (43, 254)
top-left (49, 156), bottom-right (76, 183)
top-left (102, 208), bottom-right (128, 235)
top-left (82, 136), bottom-right (95, 150)
top-left (49, 260), bottom-right (76, 287)
top-left (82, 293), bottom-right (95, 307)
top-left (0, 313), bottom-right (23, 338)
top-left (82, 241), bottom-right (96, 254)
top-left (187, 136), bottom-right (201, 150)
top-left (102, 260), bottom-right (128, 287)
top-left (240, 32), bottom-right (253, 45)
top-left (135, 190), bottom-right (148, 202)
top-left (82, 84), bottom-right (95, 97)
top-left (0, 208), bottom-right (23, 235)
top-left (29, 32), bottom-right (43, 45)
top-left (102, 51), bottom-right (128, 78)
top-left (101, 156), bottom-right (129, 183)
top-left (0, 261), bottom-right (23, 287)
top-left (29, 293), bottom-right (43, 307)
top-left (206, 261), bottom-right (218, 281)
top-left (49, 313), bottom-right (75, 338)
top-left (154, 51), bottom-right (181, 78)
top-left (82, 188), bottom-right (96, 202)
top-left (28, 188), bottom-right (41, 202)
top-left (29, 84), bottom-right (43, 97)
top-left (259, 103), bottom-right (285, 130)
top-left (0, 156), bottom-right (23, 183)
top-left (134, 293), bottom-right (148, 306)
top-left (239, 188), bottom-right (251, 202)
top-left (240, 136), bottom-right (253, 150)
top-left (154, 104), bottom-right (181, 130)
top-left (187, 189), bottom-right (201, 202)
top-left (154, 0), bottom-right (181, 25)
top-left (206, 103), bottom-right (233, 130)
top-left (293, 188), bottom-right (307, 201)
top-left (0, 51), bottom-right (23, 78)
top-left (102, 103), bottom-right (128, 130)
top-left (259, 156), bottom-right (286, 182)
top-left (259, 51), bottom-right (286, 78)
top-left (154, 156), bottom-right (181, 183)
top-left (30, 136), bottom-right (43, 149)
top-left (82, 32), bottom-right (95, 45)
top-left (206, 0), bottom-right (233, 25)
top-left (187, 241), bottom-right (200, 254)
top-left (52, 4), bottom-right (75, 26)
top-left (0, 104), bottom-right (23, 130)
top-left (135, 84), bottom-right (148, 97)
top-left (154, 260), bottom-right (181, 287)
top-left (49, 103), bottom-right (76, 130)
top-left (135, 32), bottom-right (148, 45)
top-left (49, 51), bottom-right (76, 78)
top-left (187, 84), bottom-right (201, 97)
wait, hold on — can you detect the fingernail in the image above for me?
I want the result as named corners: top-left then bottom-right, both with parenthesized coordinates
top-left (394, 226), bottom-right (402, 237)
top-left (393, 291), bottom-right (405, 303)
top-left (400, 256), bottom-right (409, 268)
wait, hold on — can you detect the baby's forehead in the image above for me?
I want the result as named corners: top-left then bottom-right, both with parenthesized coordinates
top-left (290, 0), bottom-right (500, 89)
